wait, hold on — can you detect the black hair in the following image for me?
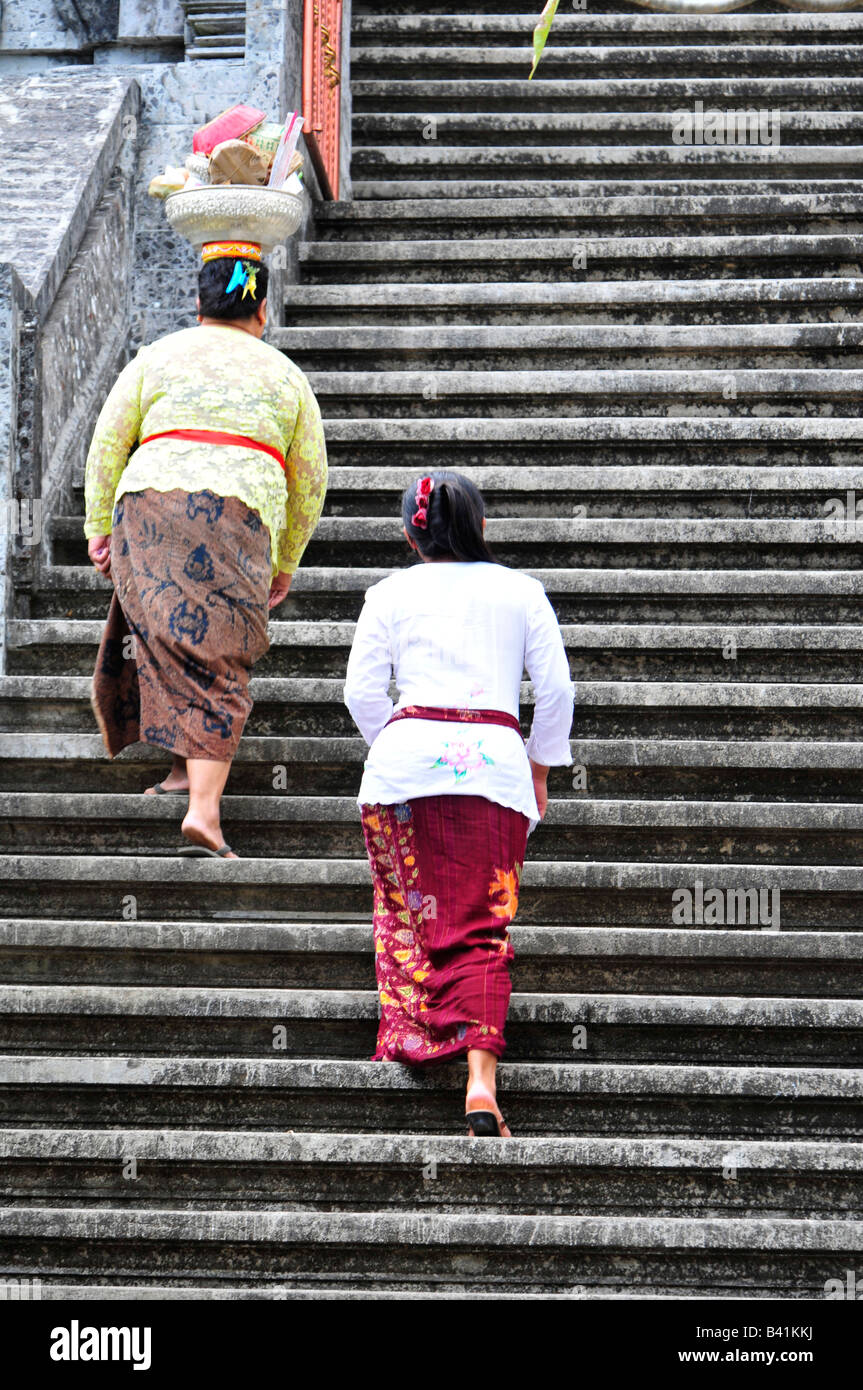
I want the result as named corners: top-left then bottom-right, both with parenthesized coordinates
top-left (401, 469), bottom-right (496, 563)
top-left (198, 256), bottom-right (270, 321)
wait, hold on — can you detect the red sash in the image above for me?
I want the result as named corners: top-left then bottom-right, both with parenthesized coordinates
top-left (139, 428), bottom-right (286, 470)
top-left (385, 705), bottom-right (524, 740)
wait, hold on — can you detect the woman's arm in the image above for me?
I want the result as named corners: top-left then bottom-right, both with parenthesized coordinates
top-left (276, 373), bottom-right (328, 580)
top-left (84, 351), bottom-right (146, 545)
top-left (344, 588), bottom-right (394, 745)
top-left (523, 583), bottom-right (575, 785)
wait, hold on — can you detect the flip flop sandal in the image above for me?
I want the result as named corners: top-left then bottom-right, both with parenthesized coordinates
top-left (177, 844), bottom-right (236, 859)
top-left (466, 1111), bottom-right (504, 1137)
top-left (147, 783), bottom-right (187, 795)
top-left (466, 1085), bottom-right (506, 1137)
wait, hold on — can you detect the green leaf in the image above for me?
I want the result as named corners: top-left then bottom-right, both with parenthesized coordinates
top-left (529, 0), bottom-right (560, 81)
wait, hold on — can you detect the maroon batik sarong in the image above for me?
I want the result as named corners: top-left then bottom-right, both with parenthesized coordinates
top-left (361, 792), bottom-right (530, 1064)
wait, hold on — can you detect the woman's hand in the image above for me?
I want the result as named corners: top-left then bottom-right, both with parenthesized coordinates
top-left (88, 535), bottom-right (111, 577)
top-left (268, 571), bottom-right (292, 610)
top-left (529, 759), bottom-right (550, 820)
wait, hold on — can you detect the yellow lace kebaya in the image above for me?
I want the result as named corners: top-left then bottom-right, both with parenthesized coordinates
top-left (83, 324), bottom-right (328, 577)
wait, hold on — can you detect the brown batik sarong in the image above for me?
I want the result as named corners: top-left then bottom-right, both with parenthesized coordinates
top-left (92, 488), bottom-right (271, 761)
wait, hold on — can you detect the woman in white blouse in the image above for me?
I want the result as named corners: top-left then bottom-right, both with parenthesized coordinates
top-left (344, 471), bottom-right (574, 1136)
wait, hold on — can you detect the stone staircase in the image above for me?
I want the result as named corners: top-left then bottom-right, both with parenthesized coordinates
top-left (2, 0), bottom-right (863, 1297)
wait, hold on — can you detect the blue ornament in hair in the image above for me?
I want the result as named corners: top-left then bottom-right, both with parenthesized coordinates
top-left (225, 259), bottom-right (249, 296)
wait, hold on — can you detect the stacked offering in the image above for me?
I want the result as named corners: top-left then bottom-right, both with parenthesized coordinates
top-left (149, 104), bottom-right (307, 256)
top-left (149, 104), bottom-right (306, 198)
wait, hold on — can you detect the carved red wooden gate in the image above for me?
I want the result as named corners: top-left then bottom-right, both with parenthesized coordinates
top-left (303, 0), bottom-right (344, 200)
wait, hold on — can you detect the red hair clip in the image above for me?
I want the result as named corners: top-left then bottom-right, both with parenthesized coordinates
top-left (411, 475), bottom-right (434, 529)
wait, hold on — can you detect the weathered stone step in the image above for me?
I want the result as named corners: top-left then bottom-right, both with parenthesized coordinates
top-left (356, 112), bottom-right (863, 152)
top-left (352, 144), bottom-right (863, 184)
top-left (4, 675), bottom-right (863, 745)
top-left (351, 44), bottom-right (863, 80)
top-left (352, 176), bottom-right (863, 202)
top-left (0, 854), bottom-right (860, 927)
top-left (1, 984), bottom-right (859, 1063)
top-left (42, 561), bottom-right (863, 624)
top-left (4, 1130), bottom-right (859, 1217)
top-left (313, 198), bottom-right (863, 242)
top-left (351, 78), bottom-right (863, 115)
top-left (5, 790), bottom-right (863, 866)
top-left (302, 368), bottom-right (863, 419)
top-left (52, 514), bottom-right (863, 572)
top-left (3, 919), bottom-right (860, 996)
top-left (23, 1284), bottom-right (618, 1299)
top-left (299, 232), bottom-right (862, 285)
top-left (4, 731), bottom-right (860, 805)
top-left (13, 619), bottom-right (863, 654)
top-left (51, 515), bottom-right (863, 547)
top-left (70, 458), bottom-right (863, 506)
top-left (354, 12), bottom-right (863, 44)
top-left (273, 322), bottom-right (863, 374)
top-left (285, 275), bottom-right (863, 323)
top-left (316, 415), bottom-right (863, 445)
top-left (4, 1205), bottom-right (862, 1294)
top-left (2, 1055), bottom-right (861, 1136)
top-left (8, 617), bottom-right (863, 682)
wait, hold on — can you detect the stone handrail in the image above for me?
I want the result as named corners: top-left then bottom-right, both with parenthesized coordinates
top-left (0, 72), bottom-right (141, 670)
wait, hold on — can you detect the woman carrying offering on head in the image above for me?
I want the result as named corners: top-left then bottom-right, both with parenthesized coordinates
top-left (84, 243), bottom-right (328, 859)
top-left (344, 471), bottom-right (574, 1135)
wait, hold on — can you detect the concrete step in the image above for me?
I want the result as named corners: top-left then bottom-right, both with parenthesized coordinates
top-left (4, 671), bottom-right (863, 744)
top-left (4, 728), bottom-right (862, 805)
top-left (273, 322), bottom-right (863, 374)
top-left (313, 195), bottom-right (863, 241)
top-left (11, 1284), bottom-right (671, 1299)
top-left (2, 1054), bottom-right (861, 1136)
top-left (285, 275), bottom-right (863, 324)
top-left (3, 918), bottom-right (861, 996)
top-left (3, 1130), bottom-right (859, 1217)
top-left (300, 368), bottom-right (863, 419)
top-left (299, 232), bottom-right (863, 282)
top-left (40, 561), bottom-right (863, 624)
top-left (71, 458), bottom-right (863, 509)
top-left (0, 854), bottom-right (859, 927)
top-left (353, 13), bottom-right (863, 44)
top-left (351, 177), bottom-right (863, 204)
top-left (351, 78), bottom-right (863, 116)
top-left (8, 617), bottom-right (863, 683)
top-left (351, 144), bottom-right (863, 185)
top-left (356, 110), bottom-right (863, 147)
top-left (1, 984), bottom-right (860, 1063)
top-left (350, 44), bottom-right (863, 80)
top-left (51, 511), bottom-right (863, 571)
top-left (5, 790), bottom-right (863, 866)
top-left (3, 1205), bottom-right (862, 1294)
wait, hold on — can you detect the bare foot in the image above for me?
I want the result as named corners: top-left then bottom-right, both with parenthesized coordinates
top-left (181, 810), bottom-right (238, 859)
top-left (466, 1083), bottom-right (512, 1138)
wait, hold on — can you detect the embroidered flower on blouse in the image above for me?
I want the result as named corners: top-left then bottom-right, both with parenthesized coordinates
top-left (431, 739), bottom-right (494, 782)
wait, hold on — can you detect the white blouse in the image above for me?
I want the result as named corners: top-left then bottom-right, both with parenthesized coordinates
top-left (343, 561), bottom-right (575, 833)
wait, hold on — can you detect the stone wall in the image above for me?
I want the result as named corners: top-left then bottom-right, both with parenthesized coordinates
top-left (0, 70), bottom-right (140, 624)
top-left (0, 265), bottom-right (27, 673)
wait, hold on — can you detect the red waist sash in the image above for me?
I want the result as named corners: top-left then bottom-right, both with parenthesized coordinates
top-left (139, 428), bottom-right (286, 470)
top-left (385, 704), bottom-right (524, 740)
